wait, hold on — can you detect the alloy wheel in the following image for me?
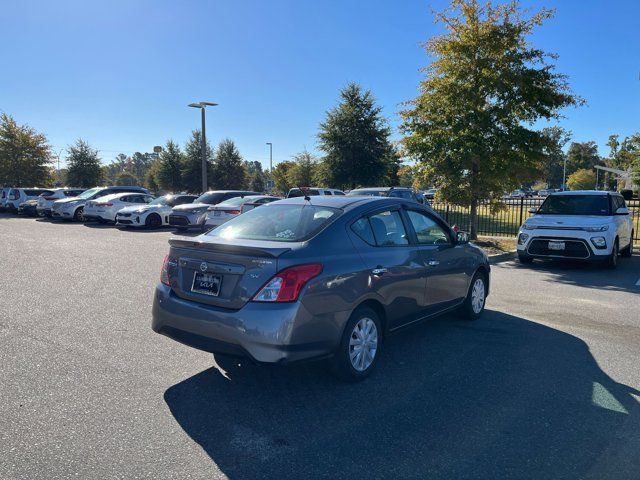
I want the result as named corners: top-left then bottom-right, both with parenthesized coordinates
top-left (471, 278), bottom-right (485, 314)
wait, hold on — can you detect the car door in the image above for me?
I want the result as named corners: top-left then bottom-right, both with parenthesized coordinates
top-left (350, 207), bottom-right (426, 329)
top-left (404, 208), bottom-right (470, 311)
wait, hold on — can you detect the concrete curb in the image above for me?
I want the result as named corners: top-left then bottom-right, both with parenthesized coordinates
top-left (488, 251), bottom-right (517, 264)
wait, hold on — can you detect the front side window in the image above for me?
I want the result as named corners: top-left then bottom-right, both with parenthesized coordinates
top-left (369, 210), bottom-right (409, 246)
top-left (407, 210), bottom-right (450, 245)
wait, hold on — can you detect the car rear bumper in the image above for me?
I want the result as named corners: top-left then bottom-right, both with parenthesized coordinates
top-left (169, 213), bottom-right (205, 229)
top-left (151, 283), bottom-right (338, 363)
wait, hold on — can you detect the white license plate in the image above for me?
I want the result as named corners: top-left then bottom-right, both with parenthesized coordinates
top-left (548, 241), bottom-right (565, 251)
top-left (191, 272), bottom-right (222, 296)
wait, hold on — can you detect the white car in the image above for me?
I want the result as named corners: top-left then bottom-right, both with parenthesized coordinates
top-left (286, 187), bottom-right (345, 198)
top-left (36, 188), bottom-right (85, 217)
top-left (4, 187), bottom-right (55, 213)
top-left (517, 190), bottom-right (634, 268)
top-left (204, 195), bottom-right (281, 228)
top-left (115, 194), bottom-right (198, 228)
top-left (83, 192), bottom-right (155, 223)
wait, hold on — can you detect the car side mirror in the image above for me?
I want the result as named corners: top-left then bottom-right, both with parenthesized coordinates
top-left (528, 207), bottom-right (538, 214)
top-left (456, 231), bottom-right (469, 244)
top-left (615, 207), bottom-right (629, 215)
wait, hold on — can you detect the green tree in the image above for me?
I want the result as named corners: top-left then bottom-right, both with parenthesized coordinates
top-left (182, 130), bottom-right (213, 193)
top-left (567, 168), bottom-right (596, 190)
top-left (271, 161), bottom-right (294, 194)
top-left (156, 140), bottom-right (185, 192)
top-left (541, 127), bottom-right (571, 188)
top-left (287, 150), bottom-right (317, 187)
top-left (400, 0), bottom-right (581, 238)
top-left (565, 141), bottom-right (600, 175)
top-left (211, 139), bottom-right (247, 189)
top-left (66, 139), bottom-right (103, 187)
top-left (115, 172), bottom-right (137, 186)
top-left (0, 113), bottom-right (52, 186)
top-left (318, 83), bottom-right (395, 189)
top-left (244, 160), bottom-right (265, 192)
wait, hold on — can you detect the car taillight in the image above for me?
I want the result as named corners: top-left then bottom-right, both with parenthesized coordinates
top-left (252, 263), bottom-right (323, 303)
top-left (96, 202), bottom-right (113, 207)
top-left (44, 196), bottom-right (57, 200)
top-left (228, 209), bottom-right (241, 215)
top-left (160, 255), bottom-right (170, 285)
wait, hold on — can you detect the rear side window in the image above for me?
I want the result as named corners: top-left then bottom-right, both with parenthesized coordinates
top-left (369, 210), bottom-right (409, 246)
top-left (334, 191), bottom-right (345, 196)
top-left (208, 204), bottom-right (339, 242)
top-left (351, 217), bottom-right (376, 245)
top-left (324, 191), bottom-right (333, 195)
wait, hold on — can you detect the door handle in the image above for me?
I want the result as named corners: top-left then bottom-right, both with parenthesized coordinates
top-left (427, 260), bottom-right (440, 266)
top-left (371, 267), bottom-right (388, 275)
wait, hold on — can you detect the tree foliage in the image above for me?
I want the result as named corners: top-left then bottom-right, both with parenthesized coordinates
top-left (271, 161), bottom-right (294, 194)
top-left (540, 126), bottom-right (571, 188)
top-left (211, 139), bottom-right (247, 190)
top-left (567, 168), bottom-right (596, 190)
top-left (317, 83), bottom-right (395, 189)
top-left (182, 130), bottom-right (213, 193)
top-left (244, 160), bottom-right (265, 192)
top-left (565, 141), bottom-right (600, 174)
top-left (66, 139), bottom-right (103, 187)
top-left (287, 150), bottom-right (318, 187)
top-left (400, 0), bottom-right (581, 238)
top-left (0, 113), bottom-right (52, 186)
top-left (155, 140), bottom-right (185, 192)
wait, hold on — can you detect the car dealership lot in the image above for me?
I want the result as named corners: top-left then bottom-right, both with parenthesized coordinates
top-left (1, 215), bottom-right (640, 480)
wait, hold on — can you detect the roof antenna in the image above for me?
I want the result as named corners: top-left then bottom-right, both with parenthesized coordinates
top-left (298, 185), bottom-right (311, 201)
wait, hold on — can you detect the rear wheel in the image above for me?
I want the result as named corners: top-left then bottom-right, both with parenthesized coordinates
top-left (145, 213), bottom-right (162, 229)
top-left (621, 233), bottom-right (633, 258)
top-left (459, 271), bottom-right (487, 320)
top-left (605, 239), bottom-right (619, 269)
top-left (73, 206), bottom-right (84, 222)
top-left (331, 307), bottom-right (381, 382)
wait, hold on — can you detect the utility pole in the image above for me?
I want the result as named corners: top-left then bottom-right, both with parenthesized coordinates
top-left (266, 142), bottom-right (273, 172)
top-left (188, 101), bottom-right (218, 193)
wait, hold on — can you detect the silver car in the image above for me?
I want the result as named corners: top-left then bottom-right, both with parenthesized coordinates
top-left (152, 196), bottom-right (490, 381)
top-left (168, 190), bottom-right (260, 231)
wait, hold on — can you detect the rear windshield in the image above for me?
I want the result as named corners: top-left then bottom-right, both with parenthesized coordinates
top-left (347, 189), bottom-right (386, 197)
top-left (207, 204), bottom-right (340, 242)
top-left (537, 195), bottom-right (611, 216)
top-left (288, 188), bottom-right (320, 197)
top-left (217, 196), bottom-right (248, 207)
top-left (78, 188), bottom-right (103, 199)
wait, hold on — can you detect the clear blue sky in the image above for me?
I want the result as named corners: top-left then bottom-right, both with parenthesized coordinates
top-left (0, 0), bottom-right (638, 169)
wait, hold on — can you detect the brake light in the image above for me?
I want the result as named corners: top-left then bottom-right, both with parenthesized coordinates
top-left (44, 196), bottom-right (57, 200)
top-left (160, 255), bottom-right (170, 285)
top-left (228, 209), bottom-right (241, 215)
top-left (253, 263), bottom-right (323, 302)
top-left (95, 202), bottom-right (113, 207)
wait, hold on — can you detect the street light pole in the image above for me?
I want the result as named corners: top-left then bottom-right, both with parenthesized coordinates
top-left (563, 157), bottom-right (567, 191)
top-left (266, 142), bottom-right (273, 172)
top-left (188, 101), bottom-right (218, 193)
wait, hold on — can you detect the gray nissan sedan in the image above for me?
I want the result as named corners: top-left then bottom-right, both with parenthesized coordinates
top-left (152, 196), bottom-right (490, 380)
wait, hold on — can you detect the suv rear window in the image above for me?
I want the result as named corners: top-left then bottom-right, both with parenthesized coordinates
top-left (288, 189), bottom-right (321, 198)
top-left (208, 204), bottom-right (339, 242)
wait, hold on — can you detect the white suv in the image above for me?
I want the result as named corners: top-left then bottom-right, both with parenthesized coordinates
top-left (517, 191), bottom-right (634, 269)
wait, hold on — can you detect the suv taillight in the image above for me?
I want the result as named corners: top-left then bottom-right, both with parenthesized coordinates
top-left (160, 255), bottom-right (170, 285)
top-left (252, 263), bottom-right (323, 302)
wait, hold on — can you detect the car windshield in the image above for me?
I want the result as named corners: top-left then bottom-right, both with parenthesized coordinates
top-left (217, 196), bottom-right (248, 207)
top-left (537, 195), bottom-right (611, 215)
top-left (207, 204), bottom-right (340, 242)
top-left (149, 196), bottom-right (169, 206)
top-left (195, 192), bottom-right (225, 204)
top-left (78, 188), bottom-right (102, 199)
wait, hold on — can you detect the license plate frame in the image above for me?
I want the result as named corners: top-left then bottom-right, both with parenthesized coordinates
top-left (191, 272), bottom-right (222, 296)
top-left (548, 241), bottom-right (565, 251)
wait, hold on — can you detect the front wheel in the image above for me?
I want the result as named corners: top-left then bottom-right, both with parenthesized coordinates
top-left (331, 307), bottom-right (381, 382)
top-left (73, 206), bottom-right (84, 222)
top-left (605, 240), bottom-right (619, 269)
top-left (145, 213), bottom-right (162, 229)
top-left (460, 271), bottom-right (487, 320)
top-left (621, 233), bottom-right (633, 258)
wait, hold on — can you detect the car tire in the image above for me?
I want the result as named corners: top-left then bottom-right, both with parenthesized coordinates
top-left (517, 253), bottom-right (533, 264)
top-left (73, 207), bottom-right (84, 222)
top-left (459, 271), bottom-right (487, 320)
top-left (331, 306), bottom-right (382, 382)
top-left (621, 233), bottom-right (633, 258)
top-left (605, 239), bottom-right (619, 269)
top-left (145, 213), bottom-right (162, 229)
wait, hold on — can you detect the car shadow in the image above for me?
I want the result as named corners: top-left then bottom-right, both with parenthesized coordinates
top-left (509, 254), bottom-right (640, 293)
top-left (163, 310), bottom-right (640, 479)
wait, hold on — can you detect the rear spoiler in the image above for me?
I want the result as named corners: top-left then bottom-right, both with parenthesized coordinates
top-left (169, 238), bottom-right (291, 258)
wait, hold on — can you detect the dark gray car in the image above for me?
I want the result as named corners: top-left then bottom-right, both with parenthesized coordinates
top-left (168, 190), bottom-right (260, 231)
top-left (152, 196), bottom-right (490, 380)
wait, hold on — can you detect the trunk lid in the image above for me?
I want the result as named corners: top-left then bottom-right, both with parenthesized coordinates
top-left (167, 237), bottom-right (292, 309)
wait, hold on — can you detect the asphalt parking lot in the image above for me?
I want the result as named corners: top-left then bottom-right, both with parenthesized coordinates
top-left (1, 214), bottom-right (640, 480)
